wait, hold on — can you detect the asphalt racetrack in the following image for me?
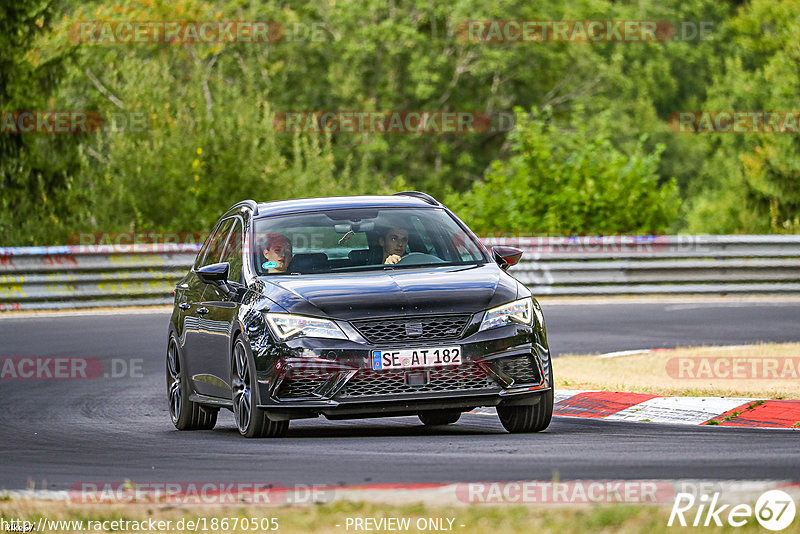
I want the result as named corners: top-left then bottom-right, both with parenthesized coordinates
top-left (1, 300), bottom-right (799, 490)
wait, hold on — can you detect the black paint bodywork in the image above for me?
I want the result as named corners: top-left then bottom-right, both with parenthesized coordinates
top-left (168, 195), bottom-right (552, 422)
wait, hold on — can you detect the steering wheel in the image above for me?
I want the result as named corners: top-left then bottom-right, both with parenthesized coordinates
top-left (395, 252), bottom-right (445, 266)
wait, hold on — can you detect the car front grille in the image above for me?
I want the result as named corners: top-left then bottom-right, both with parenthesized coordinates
top-left (495, 355), bottom-right (541, 385)
top-left (351, 315), bottom-right (471, 345)
top-left (337, 364), bottom-right (498, 398)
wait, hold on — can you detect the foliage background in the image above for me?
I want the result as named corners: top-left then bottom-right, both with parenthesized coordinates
top-left (1, 0), bottom-right (798, 244)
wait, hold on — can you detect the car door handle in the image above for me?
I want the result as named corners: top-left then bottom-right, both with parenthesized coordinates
top-left (179, 302), bottom-right (191, 310)
top-left (197, 307), bottom-right (209, 315)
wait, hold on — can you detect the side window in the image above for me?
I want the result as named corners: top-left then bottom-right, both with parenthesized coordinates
top-left (194, 229), bottom-right (215, 269)
top-left (199, 218), bottom-right (234, 268)
top-left (220, 219), bottom-right (244, 283)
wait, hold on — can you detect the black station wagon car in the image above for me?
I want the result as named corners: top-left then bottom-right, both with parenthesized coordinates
top-left (167, 192), bottom-right (553, 437)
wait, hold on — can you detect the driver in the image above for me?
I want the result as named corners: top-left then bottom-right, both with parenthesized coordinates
top-left (262, 232), bottom-right (293, 273)
top-left (379, 227), bottom-right (409, 265)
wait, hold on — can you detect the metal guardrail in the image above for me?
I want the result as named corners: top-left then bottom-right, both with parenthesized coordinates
top-left (483, 235), bottom-right (800, 296)
top-left (0, 244), bottom-right (200, 311)
top-left (1, 236), bottom-right (799, 310)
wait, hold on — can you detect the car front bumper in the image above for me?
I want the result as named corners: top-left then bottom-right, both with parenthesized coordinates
top-left (246, 318), bottom-right (551, 421)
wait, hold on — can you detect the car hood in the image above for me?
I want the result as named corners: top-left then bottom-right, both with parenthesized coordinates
top-left (258, 264), bottom-right (518, 320)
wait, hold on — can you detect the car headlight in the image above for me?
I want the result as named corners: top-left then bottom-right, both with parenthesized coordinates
top-left (478, 297), bottom-right (535, 332)
top-left (265, 313), bottom-right (347, 340)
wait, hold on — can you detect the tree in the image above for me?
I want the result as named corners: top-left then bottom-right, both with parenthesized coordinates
top-left (685, 0), bottom-right (800, 233)
top-left (0, 0), bottom-right (82, 245)
top-left (39, 0), bottom-right (389, 237)
top-left (445, 108), bottom-right (679, 235)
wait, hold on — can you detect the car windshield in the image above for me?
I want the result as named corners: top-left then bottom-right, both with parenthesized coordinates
top-left (252, 207), bottom-right (487, 276)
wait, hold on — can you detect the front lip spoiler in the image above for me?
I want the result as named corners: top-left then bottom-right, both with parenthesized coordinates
top-left (257, 384), bottom-right (551, 410)
top-left (259, 387), bottom-right (551, 420)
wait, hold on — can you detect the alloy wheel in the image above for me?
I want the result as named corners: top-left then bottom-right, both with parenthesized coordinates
top-left (167, 338), bottom-right (182, 424)
top-left (232, 341), bottom-right (252, 433)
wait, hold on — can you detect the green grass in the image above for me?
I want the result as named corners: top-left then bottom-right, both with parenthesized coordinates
top-left (556, 343), bottom-right (800, 399)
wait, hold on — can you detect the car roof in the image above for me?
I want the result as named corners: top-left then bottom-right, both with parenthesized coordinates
top-left (253, 195), bottom-right (440, 218)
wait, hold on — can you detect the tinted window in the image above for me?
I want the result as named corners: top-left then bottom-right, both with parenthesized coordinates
top-left (220, 219), bottom-right (244, 283)
top-left (194, 227), bottom-right (214, 269)
top-left (252, 208), bottom-right (487, 275)
top-left (199, 218), bottom-right (234, 268)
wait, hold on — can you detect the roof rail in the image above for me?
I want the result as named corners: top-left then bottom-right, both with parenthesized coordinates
top-left (392, 191), bottom-right (439, 206)
top-left (229, 199), bottom-right (259, 216)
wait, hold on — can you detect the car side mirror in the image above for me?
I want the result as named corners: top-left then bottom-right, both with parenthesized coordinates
top-left (492, 246), bottom-right (523, 271)
top-left (197, 262), bottom-right (230, 286)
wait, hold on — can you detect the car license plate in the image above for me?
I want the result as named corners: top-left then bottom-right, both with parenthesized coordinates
top-left (371, 346), bottom-right (462, 370)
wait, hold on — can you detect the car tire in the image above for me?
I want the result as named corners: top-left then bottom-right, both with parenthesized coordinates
top-left (166, 335), bottom-right (218, 431)
top-left (418, 410), bottom-right (461, 426)
top-left (497, 389), bottom-right (553, 434)
top-left (231, 336), bottom-right (289, 438)
top-left (497, 377), bottom-right (554, 433)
